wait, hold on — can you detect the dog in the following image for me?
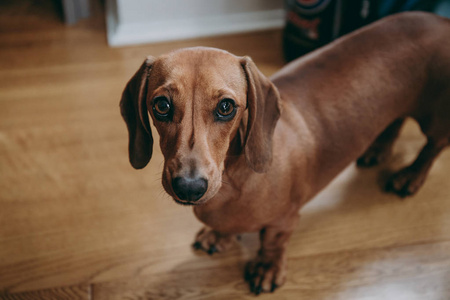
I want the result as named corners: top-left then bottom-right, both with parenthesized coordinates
top-left (120, 12), bottom-right (450, 294)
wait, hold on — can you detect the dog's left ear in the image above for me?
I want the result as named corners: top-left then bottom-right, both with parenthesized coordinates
top-left (240, 56), bottom-right (281, 173)
top-left (120, 57), bottom-right (155, 169)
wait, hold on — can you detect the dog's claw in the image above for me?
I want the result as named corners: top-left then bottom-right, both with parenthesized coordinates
top-left (248, 280), bottom-right (255, 293)
top-left (385, 182), bottom-right (412, 198)
top-left (255, 285), bottom-right (262, 295)
top-left (385, 168), bottom-right (424, 198)
top-left (384, 180), bottom-right (394, 192)
top-left (245, 258), bottom-right (285, 295)
top-left (207, 245), bottom-right (218, 255)
top-left (356, 155), bottom-right (378, 167)
top-left (193, 227), bottom-right (236, 255)
top-left (192, 241), bottom-right (202, 250)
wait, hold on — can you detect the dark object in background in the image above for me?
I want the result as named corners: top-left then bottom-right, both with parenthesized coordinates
top-left (283, 0), bottom-right (438, 62)
top-left (62, 0), bottom-right (90, 24)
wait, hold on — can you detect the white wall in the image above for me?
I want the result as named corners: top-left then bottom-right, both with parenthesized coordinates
top-left (106, 0), bottom-right (285, 47)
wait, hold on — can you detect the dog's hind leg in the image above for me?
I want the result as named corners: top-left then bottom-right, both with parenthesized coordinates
top-left (386, 88), bottom-right (450, 197)
top-left (385, 136), bottom-right (449, 197)
top-left (357, 118), bottom-right (405, 167)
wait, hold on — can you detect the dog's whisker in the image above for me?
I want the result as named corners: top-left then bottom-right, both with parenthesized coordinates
top-left (153, 171), bottom-right (163, 182)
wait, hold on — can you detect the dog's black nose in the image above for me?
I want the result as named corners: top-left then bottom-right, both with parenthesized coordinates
top-left (172, 177), bottom-right (208, 202)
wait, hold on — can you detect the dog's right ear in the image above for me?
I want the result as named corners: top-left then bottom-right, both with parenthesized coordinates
top-left (120, 57), bottom-right (154, 169)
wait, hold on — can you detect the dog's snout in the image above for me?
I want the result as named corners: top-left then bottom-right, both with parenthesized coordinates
top-left (172, 176), bottom-right (208, 202)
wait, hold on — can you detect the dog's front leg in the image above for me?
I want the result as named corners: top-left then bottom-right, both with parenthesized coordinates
top-left (245, 215), bottom-right (299, 295)
top-left (192, 226), bottom-right (237, 255)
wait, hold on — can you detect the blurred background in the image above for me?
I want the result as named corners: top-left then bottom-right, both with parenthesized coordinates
top-left (103, 0), bottom-right (450, 57)
top-left (1, 1), bottom-right (450, 299)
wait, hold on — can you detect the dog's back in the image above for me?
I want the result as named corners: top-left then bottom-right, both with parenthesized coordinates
top-left (269, 12), bottom-right (450, 194)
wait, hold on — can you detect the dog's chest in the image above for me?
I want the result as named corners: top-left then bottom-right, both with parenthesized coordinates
top-left (193, 177), bottom-right (289, 233)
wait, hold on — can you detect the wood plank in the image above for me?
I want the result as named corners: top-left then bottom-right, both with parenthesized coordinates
top-left (0, 285), bottom-right (90, 300)
top-left (92, 241), bottom-right (450, 300)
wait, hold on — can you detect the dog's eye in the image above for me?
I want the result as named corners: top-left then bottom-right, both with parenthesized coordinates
top-left (215, 99), bottom-right (236, 121)
top-left (153, 96), bottom-right (172, 120)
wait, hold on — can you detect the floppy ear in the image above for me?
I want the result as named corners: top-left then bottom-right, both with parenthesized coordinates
top-left (240, 56), bottom-right (281, 173)
top-left (120, 57), bottom-right (154, 169)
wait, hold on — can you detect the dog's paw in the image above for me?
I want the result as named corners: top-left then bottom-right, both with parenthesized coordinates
top-left (385, 168), bottom-right (426, 197)
top-left (192, 227), bottom-right (236, 255)
top-left (244, 255), bottom-right (286, 295)
top-left (357, 145), bottom-right (390, 168)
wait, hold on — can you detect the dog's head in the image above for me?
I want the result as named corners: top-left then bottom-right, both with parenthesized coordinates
top-left (120, 47), bottom-right (280, 205)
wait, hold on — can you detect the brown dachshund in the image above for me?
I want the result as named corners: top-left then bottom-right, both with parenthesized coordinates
top-left (120, 12), bottom-right (450, 294)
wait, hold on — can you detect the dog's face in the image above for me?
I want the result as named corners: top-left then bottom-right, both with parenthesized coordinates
top-left (148, 49), bottom-right (247, 205)
top-left (120, 47), bottom-right (280, 205)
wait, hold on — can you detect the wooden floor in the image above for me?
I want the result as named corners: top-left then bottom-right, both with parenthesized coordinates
top-left (1, 1), bottom-right (450, 299)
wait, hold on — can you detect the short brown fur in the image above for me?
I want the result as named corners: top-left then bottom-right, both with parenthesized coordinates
top-left (120, 12), bottom-right (450, 294)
